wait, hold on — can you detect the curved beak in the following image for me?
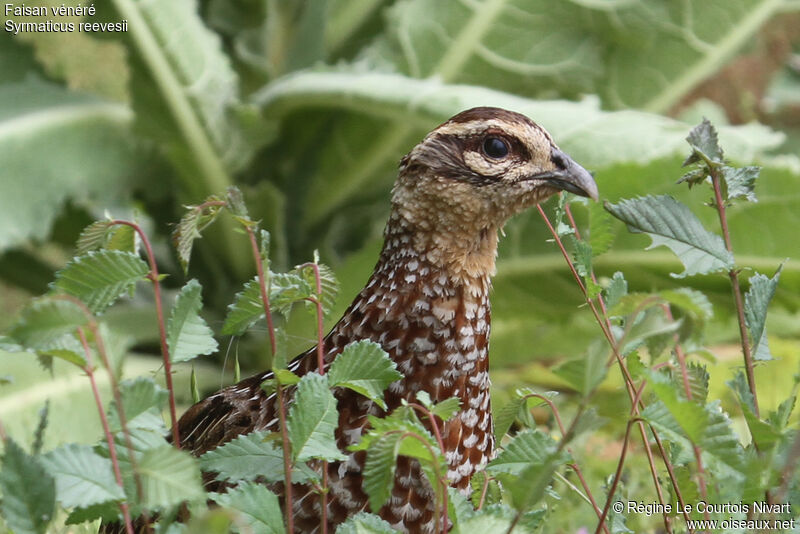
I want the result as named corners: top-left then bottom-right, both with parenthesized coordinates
top-left (540, 149), bottom-right (599, 201)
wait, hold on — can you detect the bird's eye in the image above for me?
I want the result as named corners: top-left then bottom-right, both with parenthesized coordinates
top-left (482, 136), bottom-right (509, 159)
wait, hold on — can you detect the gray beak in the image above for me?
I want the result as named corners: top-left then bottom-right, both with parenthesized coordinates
top-left (542, 149), bottom-right (599, 201)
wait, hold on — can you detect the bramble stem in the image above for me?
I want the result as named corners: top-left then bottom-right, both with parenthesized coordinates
top-left (301, 261), bottom-right (329, 534)
top-left (78, 327), bottom-right (134, 534)
top-left (709, 169), bottom-right (760, 417)
top-left (406, 402), bottom-right (450, 534)
top-left (244, 223), bottom-right (293, 530)
top-left (110, 220), bottom-right (180, 447)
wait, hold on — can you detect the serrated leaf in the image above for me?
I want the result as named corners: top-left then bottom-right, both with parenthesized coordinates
top-left (605, 195), bottom-right (734, 278)
top-left (167, 279), bottom-right (218, 363)
top-left (362, 431), bottom-right (404, 512)
top-left (722, 165), bottom-right (759, 203)
top-left (50, 250), bottom-right (150, 314)
top-left (604, 272), bottom-right (627, 311)
top-left (328, 340), bottom-right (401, 410)
top-left (685, 363), bottom-right (709, 404)
top-left (644, 373), bottom-right (744, 476)
top-left (744, 267), bottom-right (781, 361)
top-left (684, 118), bottom-right (723, 166)
top-left (429, 397), bottom-right (461, 422)
top-left (106, 224), bottom-right (137, 254)
top-left (588, 199), bottom-right (615, 257)
top-left (210, 481), bottom-right (285, 534)
top-left (136, 445), bottom-right (205, 509)
top-left (295, 262), bottom-right (340, 315)
top-left (493, 397), bottom-right (524, 443)
top-left (287, 373), bottom-right (346, 462)
top-left (76, 221), bottom-right (113, 255)
top-left (486, 429), bottom-right (569, 476)
top-left (270, 271), bottom-right (313, 317)
top-left (172, 199), bottom-right (223, 274)
top-left (336, 512), bottom-right (396, 534)
top-left (553, 340), bottom-right (607, 397)
top-left (64, 500), bottom-right (121, 525)
top-left (39, 443), bottom-right (124, 509)
top-left (221, 277), bottom-right (265, 336)
top-left (108, 377), bottom-right (168, 433)
top-left (0, 437), bottom-right (55, 534)
top-left (199, 430), bottom-right (313, 484)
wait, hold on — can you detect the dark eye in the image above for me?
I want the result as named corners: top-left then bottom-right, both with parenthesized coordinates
top-left (482, 136), bottom-right (509, 159)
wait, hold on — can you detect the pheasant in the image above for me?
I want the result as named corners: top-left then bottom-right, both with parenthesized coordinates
top-left (110, 107), bottom-right (597, 533)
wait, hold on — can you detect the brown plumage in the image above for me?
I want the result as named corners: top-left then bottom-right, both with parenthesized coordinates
top-left (107, 107), bottom-right (597, 533)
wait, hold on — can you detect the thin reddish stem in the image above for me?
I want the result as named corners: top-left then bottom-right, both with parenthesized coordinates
top-left (244, 226), bottom-right (277, 355)
top-left (78, 327), bottom-right (134, 534)
top-left (301, 262), bottom-right (329, 534)
top-left (477, 474), bottom-right (490, 510)
top-left (709, 171), bottom-right (759, 417)
top-left (110, 220), bottom-right (179, 447)
top-left (275, 385), bottom-right (295, 533)
top-left (406, 402), bottom-right (449, 534)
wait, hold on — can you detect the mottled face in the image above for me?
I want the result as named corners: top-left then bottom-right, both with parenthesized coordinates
top-left (396, 107), bottom-right (597, 226)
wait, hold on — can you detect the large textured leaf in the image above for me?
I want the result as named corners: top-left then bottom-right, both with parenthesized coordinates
top-left (605, 195), bottom-right (734, 278)
top-left (327, 340), bottom-right (401, 409)
top-left (0, 437), bottom-right (55, 534)
top-left (287, 373), bottom-right (346, 462)
top-left (0, 79), bottom-right (145, 253)
top-left (9, 298), bottom-right (87, 355)
top-left (366, 0), bottom-right (789, 113)
top-left (362, 431), bottom-right (404, 512)
top-left (221, 277), bottom-right (265, 336)
top-left (210, 482), bottom-right (285, 534)
top-left (50, 250), bottom-right (150, 314)
top-left (167, 279), bottom-right (218, 363)
top-left (39, 443), bottom-right (124, 509)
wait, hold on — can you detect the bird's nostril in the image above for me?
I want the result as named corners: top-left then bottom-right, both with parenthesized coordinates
top-left (551, 150), bottom-right (569, 170)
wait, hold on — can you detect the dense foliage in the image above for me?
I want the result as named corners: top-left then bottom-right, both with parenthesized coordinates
top-left (1, 1), bottom-right (799, 533)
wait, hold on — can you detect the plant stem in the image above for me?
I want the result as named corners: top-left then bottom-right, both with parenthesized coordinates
top-left (302, 262), bottom-right (329, 534)
top-left (406, 402), bottom-right (449, 534)
top-left (111, 220), bottom-right (180, 447)
top-left (709, 170), bottom-right (760, 418)
top-left (78, 327), bottom-right (134, 534)
top-left (245, 226), bottom-right (277, 355)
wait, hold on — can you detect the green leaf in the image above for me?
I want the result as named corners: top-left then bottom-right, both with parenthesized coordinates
top-left (39, 443), bottom-right (124, 509)
top-left (553, 339), bottom-right (607, 397)
top-left (685, 363), bottom-right (709, 404)
top-left (172, 198), bottom-right (224, 274)
top-left (362, 431), bottom-right (404, 512)
top-left (721, 165), bottom-right (759, 203)
top-left (486, 429), bottom-right (570, 476)
top-left (428, 397), bottom-right (461, 422)
top-left (167, 279), bottom-right (218, 363)
top-left (50, 250), bottom-right (150, 314)
top-left (210, 481), bottom-right (285, 534)
top-left (0, 437), bottom-right (55, 534)
top-left (287, 373), bottom-right (346, 462)
top-left (588, 199), bottom-right (615, 257)
top-left (221, 277), bottom-right (265, 336)
top-left (605, 195), bottom-right (734, 278)
top-left (295, 262), bottom-right (340, 315)
top-left (643, 372), bottom-right (744, 476)
top-left (328, 340), bottom-right (401, 410)
top-left (270, 272), bottom-right (313, 317)
top-left (684, 117), bottom-right (723, 166)
top-left (336, 512), bottom-right (397, 534)
top-left (76, 221), bottom-right (114, 256)
top-left (0, 79), bottom-right (147, 253)
top-left (136, 445), bottom-right (205, 509)
top-left (744, 267), bottom-right (782, 361)
top-left (108, 377), bottom-right (168, 433)
top-left (199, 430), bottom-right (314, 484)
top-left (604, 272), bottom-right (628, 311)
top-left (10, 298), bottom-right (87, 354)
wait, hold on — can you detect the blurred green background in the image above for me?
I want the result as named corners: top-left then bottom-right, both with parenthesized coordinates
top-left (1, 0), bottom-right (799, 475)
